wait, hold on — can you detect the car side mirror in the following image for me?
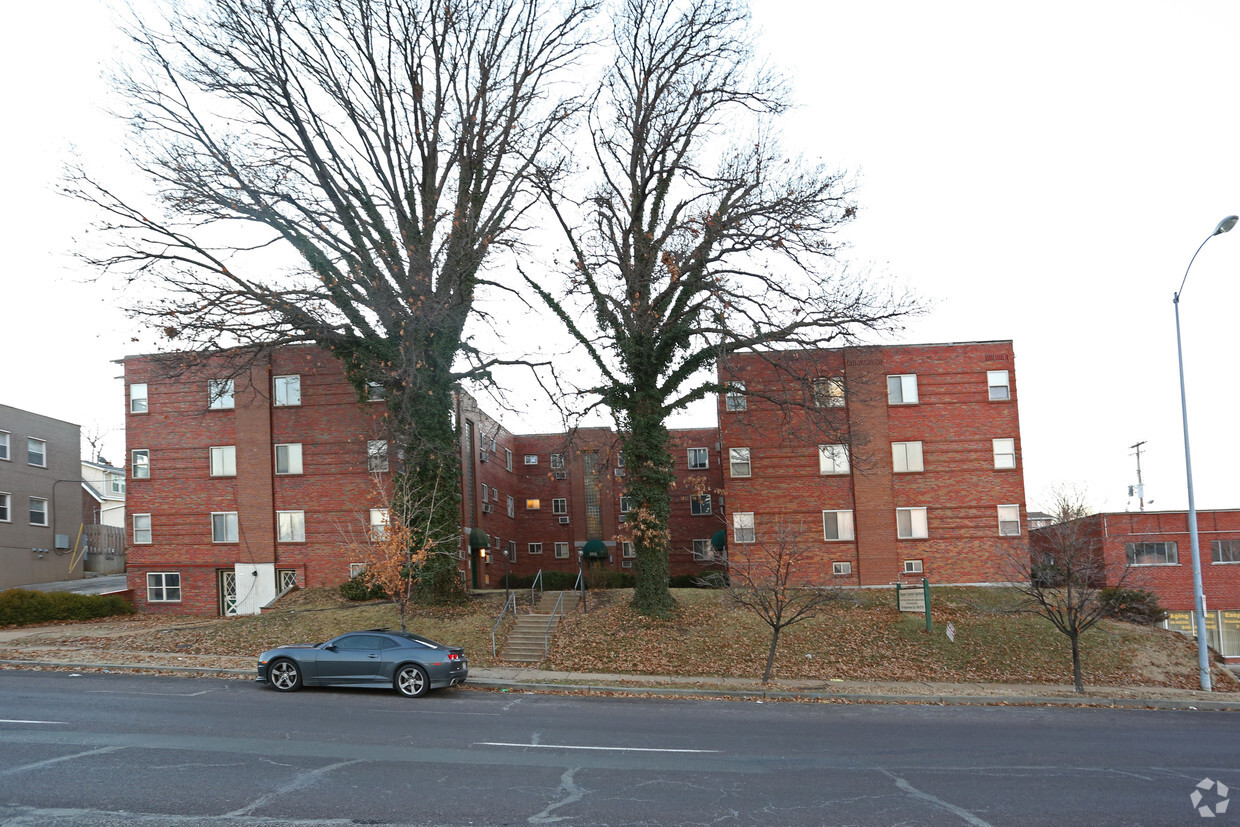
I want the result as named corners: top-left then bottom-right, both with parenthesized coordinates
top-left (322, 644), bottom-right (336, 651)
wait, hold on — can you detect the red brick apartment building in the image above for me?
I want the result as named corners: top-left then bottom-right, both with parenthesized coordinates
top-left (123, 347), bottom-right (726, 614)
top-left (1031, 511), bottom-right (1240, 661)
top-left (718, 341), bottom-right (1027, 587)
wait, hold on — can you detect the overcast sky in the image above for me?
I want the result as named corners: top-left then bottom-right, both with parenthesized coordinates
top-left (2, 1), bottom-right (1237, 514)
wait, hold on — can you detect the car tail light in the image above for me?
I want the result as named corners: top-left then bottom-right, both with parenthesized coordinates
top-left (447, 652), bottom-right (461, 661)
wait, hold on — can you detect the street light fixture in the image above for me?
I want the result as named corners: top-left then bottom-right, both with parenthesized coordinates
top-left (1174, 214), bottom-right (1237, 692)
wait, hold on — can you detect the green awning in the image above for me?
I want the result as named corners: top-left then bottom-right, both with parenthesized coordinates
top-left (711, 529), bottom-right (727, 552)
top-left (469, 527), bottom-right (490, 550)
top-left (582, 539), bottom-right (608, 560)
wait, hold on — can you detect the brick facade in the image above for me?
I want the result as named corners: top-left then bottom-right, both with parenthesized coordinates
top-left (717, 341), bottom-right (1027, 587)
top-left (1032, 510), bottom-right (1240, 659)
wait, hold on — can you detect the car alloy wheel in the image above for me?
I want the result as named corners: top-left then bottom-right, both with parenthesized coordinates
top-left (395, 664), bottom-right (428, 698)
top-left (269, 659), bottom-right (302, 692)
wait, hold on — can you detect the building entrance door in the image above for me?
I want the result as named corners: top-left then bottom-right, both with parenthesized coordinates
top-left (219, 570), bottom-right (239, 616)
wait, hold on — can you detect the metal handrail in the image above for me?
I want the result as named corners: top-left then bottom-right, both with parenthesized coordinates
top-left (574, 570), bottom-right (586, 614)
top-left (542, 590), bottom-right (566, 657)
top-left (530, 569), bottom-right (544, 610)
top-left (491, 592), bottom-right (517, 658)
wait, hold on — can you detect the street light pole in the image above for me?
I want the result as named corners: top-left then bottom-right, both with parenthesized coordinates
top-left (502, 547), bottom-right (510, 604)
top-left (1174, 214), bottom-right (1237, 693)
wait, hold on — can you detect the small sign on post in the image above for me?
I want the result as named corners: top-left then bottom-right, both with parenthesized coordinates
top-left (946, 621), bottom-right (956, 643)
top-left (896, 578), bottom-right (932, 632)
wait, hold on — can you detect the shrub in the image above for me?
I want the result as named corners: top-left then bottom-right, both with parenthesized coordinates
top-left (338, 575), bottom-right (385, 602)
top-left (671, 571), bottom-right (726, 588)
top-left (0, 589), bottom-right (135, 627)
top-left (1101, 587), bottom-right (1168, 625)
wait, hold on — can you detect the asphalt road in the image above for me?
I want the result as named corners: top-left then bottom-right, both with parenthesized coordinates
top-left (0, 671), bottom-right (1236, 826)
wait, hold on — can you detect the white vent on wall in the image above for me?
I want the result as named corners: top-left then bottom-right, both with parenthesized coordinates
top-left (558, 516), bottom-right (570, 525)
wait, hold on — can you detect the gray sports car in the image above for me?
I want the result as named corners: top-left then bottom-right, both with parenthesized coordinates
top-left (256, 629), bottom-right (468, 697)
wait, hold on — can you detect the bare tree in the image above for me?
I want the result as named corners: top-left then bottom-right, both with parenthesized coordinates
top-left (1009, 488), bottom-right (1144, 694)
top-left (703, 520), bottom-right (844, 683)
top-left (526, 0), bottom-right (915, 616)
top-left (69, 0), bottom-right (595, 596)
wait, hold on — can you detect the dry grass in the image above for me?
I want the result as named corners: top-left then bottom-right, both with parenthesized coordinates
top-left (5, 585), bottom-right (1236, 691)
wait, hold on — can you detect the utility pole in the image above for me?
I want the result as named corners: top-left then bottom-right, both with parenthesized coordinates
top-left (1129, 440), bottom-right (1147, 511)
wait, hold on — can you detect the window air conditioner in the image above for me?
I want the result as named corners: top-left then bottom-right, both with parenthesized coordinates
top-left (558, 516), bottom-right (570, 525)
top-left (554, 470), bottom-right (567, 480)
top-left (479, 451), bottom-right (489, 463)
top-left (482, 503), bottom-right (493, 514)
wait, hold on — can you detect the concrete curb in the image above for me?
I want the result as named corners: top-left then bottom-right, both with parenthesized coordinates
top-left (4, 659), bottom-right (1239, 710)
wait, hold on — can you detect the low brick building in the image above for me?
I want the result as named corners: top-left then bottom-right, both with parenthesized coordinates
top-left (1031, 510), bottom-right (1240, 661)
top-left (717, 341), bottom-right (1028, 587)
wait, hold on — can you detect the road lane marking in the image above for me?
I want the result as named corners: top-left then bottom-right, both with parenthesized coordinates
top-left (0, 746), bottom-right (121, 777)
top-left (476, 741), bottom-right (720, 753)
top-left (0, 719), bottom-right (66, 725)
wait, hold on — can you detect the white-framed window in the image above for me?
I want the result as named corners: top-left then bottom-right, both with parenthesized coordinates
top-left (133, 513), bottom-right (152, 544)
top-left (622, 541), bottom-right (636, 559)
top-left (0, 492), bottom-right (9, 522)
top-left (987, 370), bottom-right (1011, 401)
top-left (481, 485), bottom-right (488, 503)
top-left (692, 539), bottom-right (713, 561)
top-left (273, 375), bottom-right (301, 406)
top-left (822, 509), bottom-right (855, 541)
top-left (507, 495), bottom-right (515, 518)
top-left (208, 378), bottom-right (235, 410)
top-left (812, 377), bottom-right (846, 408)
top-left (131, 449), bottom-right (150, 479)
top-left (29, 497), bottom-right (48, 526)
top-left (818, 444), bottom-right (850, 475)
top-left (833, 561), bottom-right (852, 575)
top-left (366, 381), bottom-right (387, 402)
top-left (896, 507), bottom-right (928, 539)
top-left (891, 440), bottom-right (924, 473)
top-left (887, 374), bottom-right (919, 405)
top-left (1212, 540), bottom-right (1240, 563)
top-left (147, 572), bottom-right (181, 603)
top-left (108, 473), bottom-right (125, 495)
top-left (724, 381), bottom-right (747, 411)
top-left (528, 542), bottom-right (543, 555)
top-left (209, 446), bottom-right (237, 477)
top-left (733, 512), bottom-right (755, 544)
top-left (1126, 542), bottom-right (1178, 566)
top-left (526, 499), bottom-right (541, 510)
top-left (729, 447), bottom-right (751, 478)
top-left (904, 559), bottom-right (923, 574)
top-left (524, 454), bottom-right (538, 465)
top-left (997, 504), bottom-right (1021, 537)
top-left (211, 511), bottom-right (239, 543)
top-left (0, 430), bottom-right (9, 461)
top-left (27, 438), bottom-right (46, 467)
top-left (993, 438), bottom-right (1016, 469)
top-left (687, 447), bottom-right (708, 469)
top-left (275, 443), bottom-right (303, 475)
top-left (550, 453), bottom-right (564, 469)
top-left (690, 494), bottom-right (711, 515)
top-left (370, 508), bottom-right (389, 540)
top-left (552, 498), bottom-right (567, 515)
top-left (350, 562), bottom-right (365, 578)
top-left (554, 542), bottom-right (570, 559)
top-left (619, 496), bottom-right (633, 513)
top-left (129, 383), bottom-right (148, 413)
top-left (367, 440), bottom-right (389, 472)
top-left (277, 510), bottom-right (306, 542)
top-left (505, 448), bottom-right (513, 471)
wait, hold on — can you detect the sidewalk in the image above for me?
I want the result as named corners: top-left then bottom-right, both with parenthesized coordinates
top-left (2, 623), bottom-right (1239, 710)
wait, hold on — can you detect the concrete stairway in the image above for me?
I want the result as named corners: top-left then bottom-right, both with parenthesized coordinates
top-left (498, 591), bottom-right (578, 663)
